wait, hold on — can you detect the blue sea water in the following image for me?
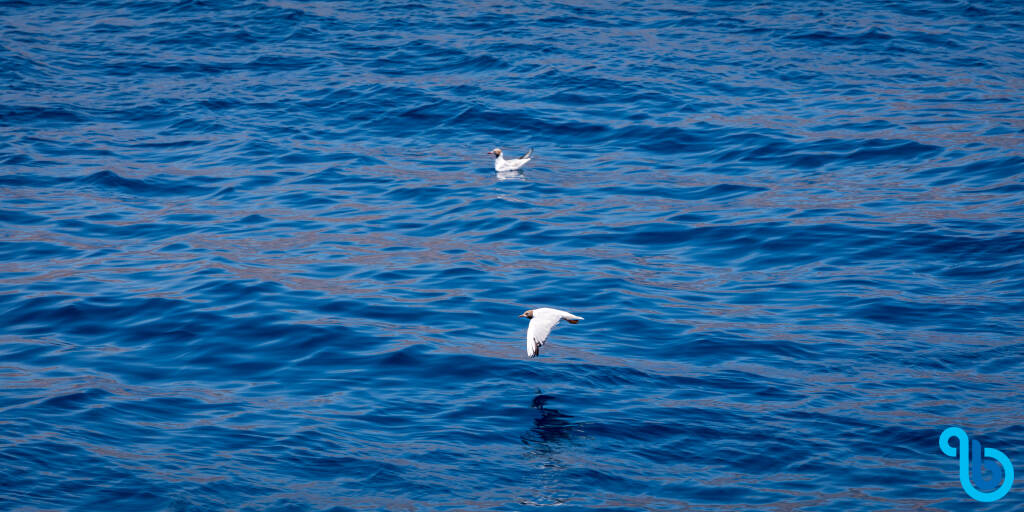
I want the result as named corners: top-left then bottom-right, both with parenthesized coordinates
top-left (2, 0), bottom-right (1023, 510)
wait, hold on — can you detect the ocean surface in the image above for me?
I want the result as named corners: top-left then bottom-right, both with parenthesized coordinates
top-left (2, 1), bottom-right (1022, 510)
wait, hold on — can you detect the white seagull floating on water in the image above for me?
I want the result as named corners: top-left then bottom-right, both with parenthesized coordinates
top-left (519, 308), bottom-right (583, 358)
top-left (488, 147), bottom-right (533, 173)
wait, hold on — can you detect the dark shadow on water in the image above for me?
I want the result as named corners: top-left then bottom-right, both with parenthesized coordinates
top-left (521, 390), bottom-right (580, 454)
top-left (518, 390), bottom-right (582, 506)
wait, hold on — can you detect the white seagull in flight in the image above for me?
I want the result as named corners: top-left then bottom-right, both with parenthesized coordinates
top-left (519, 308), bottom-right (583, 358)
top-left (488, 147), bottom-right (533, 172)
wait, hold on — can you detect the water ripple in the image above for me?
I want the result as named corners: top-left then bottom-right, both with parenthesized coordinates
top-left (2, 0), bottom-right (1023, 510)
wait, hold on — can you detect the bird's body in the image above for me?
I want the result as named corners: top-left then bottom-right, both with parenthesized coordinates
top-left (489, 147), bottom-right (533, 173)
top-left (519, 307), bottom-right (583, 357)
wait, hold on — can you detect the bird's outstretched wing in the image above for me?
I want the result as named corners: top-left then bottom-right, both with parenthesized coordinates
top-left (526, 314), bottom-right (557, 357)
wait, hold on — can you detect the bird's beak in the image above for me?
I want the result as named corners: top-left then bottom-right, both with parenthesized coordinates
top-left (518, 313), bottom-right (527, 317)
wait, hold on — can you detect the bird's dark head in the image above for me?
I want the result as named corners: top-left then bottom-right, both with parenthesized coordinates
top-left (488, 148), bottom-right (502, 158)
top-left (518, 309), bottom-right (534, 319)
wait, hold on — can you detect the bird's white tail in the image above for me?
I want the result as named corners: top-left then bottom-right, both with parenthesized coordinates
top-left (563, 313), bottom-right (582, 325)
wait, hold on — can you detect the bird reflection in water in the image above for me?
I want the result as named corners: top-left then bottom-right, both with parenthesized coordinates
top-left (518, 391), bottom-right (582, 506)
top-left (522, 391), bottom-right (579, 450)
top-left (495, 169), bottom-right (526, 182)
